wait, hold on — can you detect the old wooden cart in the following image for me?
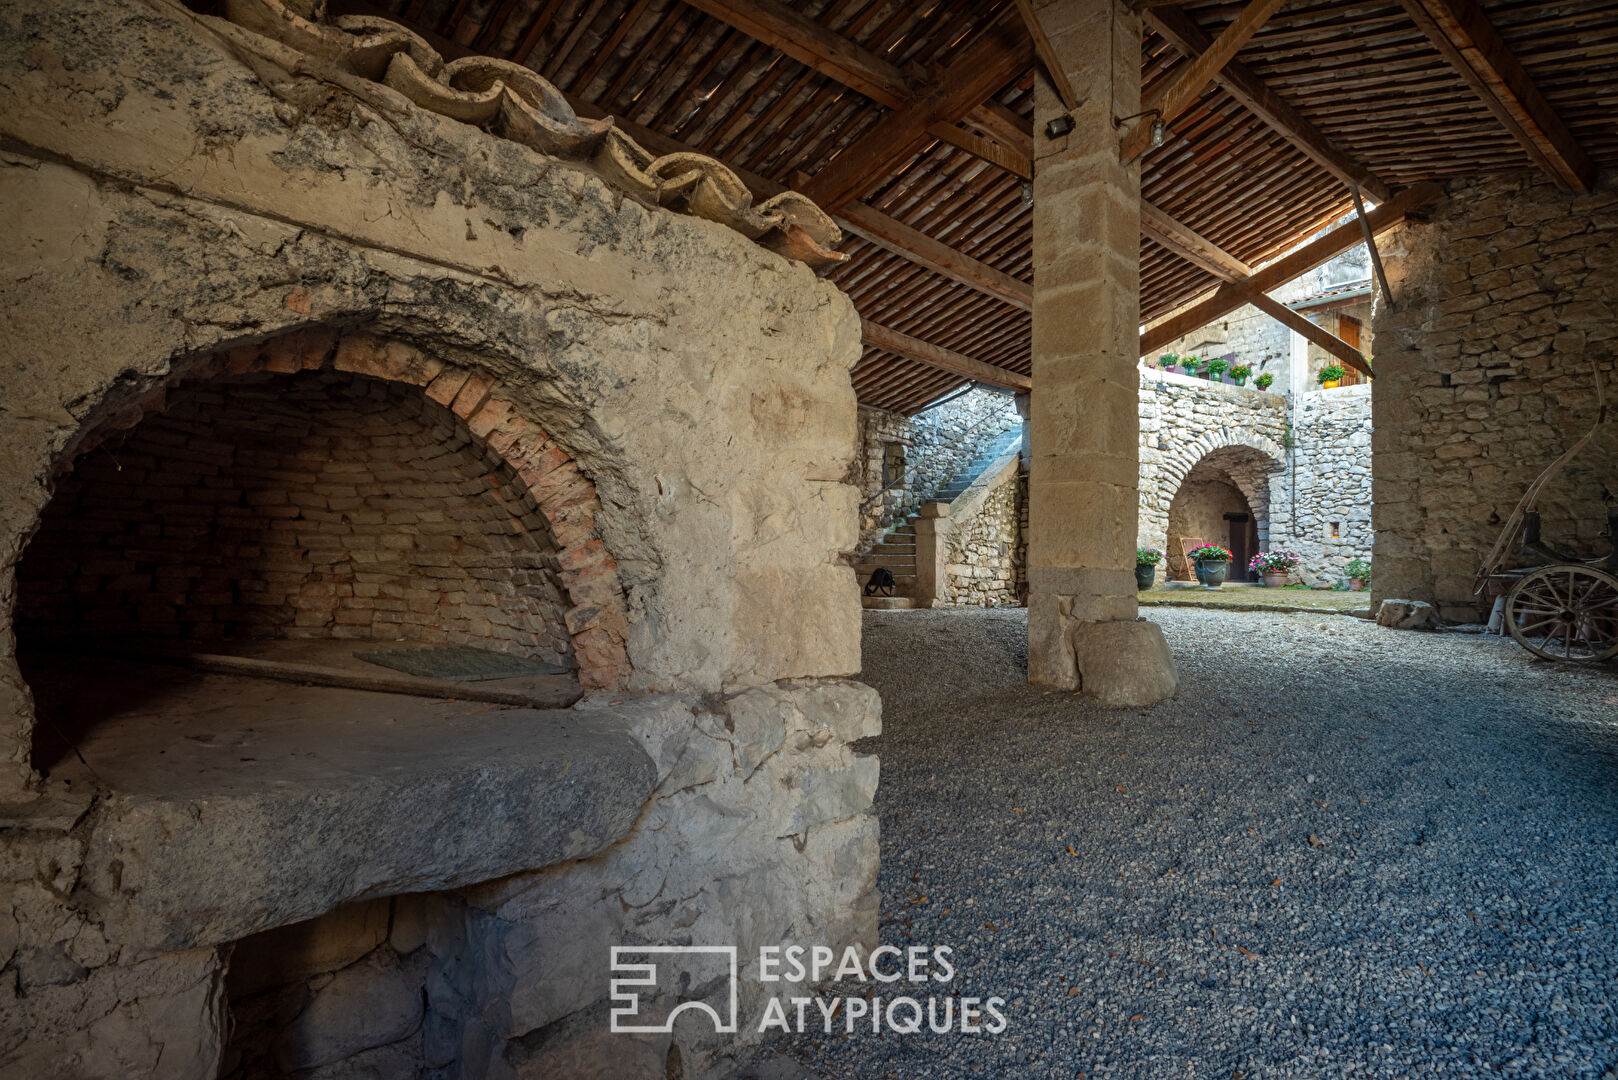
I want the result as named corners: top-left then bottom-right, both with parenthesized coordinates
top-left (1475, 364), bottom-right (1617, 662)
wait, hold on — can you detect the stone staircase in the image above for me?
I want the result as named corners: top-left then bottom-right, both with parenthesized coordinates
top-left (856, 428), bottom-right (1022, 609)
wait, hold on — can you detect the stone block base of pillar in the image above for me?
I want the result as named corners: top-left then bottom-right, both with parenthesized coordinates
top-left (1029, 596), bottom-right (1179, 704)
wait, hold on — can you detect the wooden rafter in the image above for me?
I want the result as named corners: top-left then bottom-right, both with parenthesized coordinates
top-left (1144, 6), bottom-right (1392, 203)
top-left (862, 320), bottom-right (1032, 392)
top-left (1122, 0), bottom-right (1289, 163)
top-left (1140, 203), bottom-right (1368, 373)
top-left (1140, 181), bottom-right (1445, 356)
top-left (838, 202), bottom-right (1032, 311)
top-left (926, 122), bottom-right (1032, 180)
top-left (1399, 0), bottom-right (1594, 193)
top-left (1249, 294), bottom-right (1371, 377)
top-left (1140, 201), bottom-right (1254, 281)
top-left (797, 17), bottom-right (1029, 211)
top-left (965, 103), bottom-right (1034, 160)
top-left (1013, 0), bottom-right (1079, 112)
top-left (679, 0), bottom-right (912, 109)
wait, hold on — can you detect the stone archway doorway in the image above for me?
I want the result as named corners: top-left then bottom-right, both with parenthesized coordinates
top-left (1165, 446), bottom-right (1277, 581)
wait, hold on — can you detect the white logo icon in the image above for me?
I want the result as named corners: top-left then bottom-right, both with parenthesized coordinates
top-left (609, 946), bottom-right (739, 1034)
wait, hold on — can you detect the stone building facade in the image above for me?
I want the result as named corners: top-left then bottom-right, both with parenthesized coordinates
top-left (1137, 368), bottom-right (1373, 585)
top-left (0, 2), bottom-right (879, 1076)
top-left (1373, 171), bottom-right (1618, 620)
top-left (1148, 245), bottom-right (1375, 394)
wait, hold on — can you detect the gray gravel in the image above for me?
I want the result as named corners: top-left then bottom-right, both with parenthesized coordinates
top-left (757, 607), bottom-right (1618, 1079)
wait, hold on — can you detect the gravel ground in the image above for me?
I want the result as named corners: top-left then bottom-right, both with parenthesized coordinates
top-left (753, 607), bottom-right (1618, 1080)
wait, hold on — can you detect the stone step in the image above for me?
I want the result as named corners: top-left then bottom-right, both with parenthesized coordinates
top-left (871, 545), bottom-right (916, 557)
top-left (857, 553), bottom-right (916, 567)
top-left (861, 595), bottom-right (918, 610)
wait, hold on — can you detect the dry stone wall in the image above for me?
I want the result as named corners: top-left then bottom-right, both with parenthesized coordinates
top-left (856, 389), bottom-right (1022, 546)
top-left (0, 1), bottom-right (878, 1075)
top-left (1373, 171), bottom-right (1618, 619)
top-left (940, 465), bottom-right (1021, 606)
top-left (1137, 368), bottom-right (1372, 584)
top-left (1275, 385), bottom-right (1374, 584)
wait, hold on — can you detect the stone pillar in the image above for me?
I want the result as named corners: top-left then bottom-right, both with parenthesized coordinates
top-left (1026, 0), bottom-right (1177, 704)
top-left (913, 505), bottom-right (950, 607)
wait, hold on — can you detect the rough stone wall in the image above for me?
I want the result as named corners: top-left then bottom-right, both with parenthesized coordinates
top-left (17, 372), bottom-right (574, 668)
top-left (1137, 367), bottom-right (1371, 583)
top-left (0, 1), bottom-right (878, 1075)
top-left (1374, 171), bottom-right (1618, 619)
top-left (940, 469), bottom-right (1020, 606)
top-left (1277, 385), bottom-right (1374, 584)
top-left (856, 389), bottom-right (1021, 545)
top-left (1137, 368), bottom-right (1287, 558)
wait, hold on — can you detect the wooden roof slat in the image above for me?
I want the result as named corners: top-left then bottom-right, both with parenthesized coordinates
top-left (1399, 0), bottom-right (1596, 192)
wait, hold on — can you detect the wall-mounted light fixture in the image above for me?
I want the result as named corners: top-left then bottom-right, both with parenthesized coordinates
top-left (1045, 114), bottom-right (1075, 139)
top-left (1114, 109), bottom-right (1166, 148)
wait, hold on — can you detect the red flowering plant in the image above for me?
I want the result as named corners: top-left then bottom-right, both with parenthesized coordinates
top-left (1187, 543), bottom-right (1233, 563)
top-left (1248, 550), bottom-right (1300, 574)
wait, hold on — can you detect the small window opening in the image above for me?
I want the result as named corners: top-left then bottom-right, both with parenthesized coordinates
top-left (1330, 522), bottom-right (1341, 538)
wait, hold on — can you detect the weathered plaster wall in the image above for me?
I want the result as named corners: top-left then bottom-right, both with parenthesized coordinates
top-left (0, 1), bottom-right (879, 1075)
top-left (1373, 171), bottom-right (1618, 619)
top-left (856, 389), bottom-right (1022, 545)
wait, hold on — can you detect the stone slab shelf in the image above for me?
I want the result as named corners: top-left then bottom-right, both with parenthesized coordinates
top-left (40, 660), bottom-right (657, 952)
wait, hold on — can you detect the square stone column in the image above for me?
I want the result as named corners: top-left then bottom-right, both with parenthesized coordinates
top-left (1026, 0), bottom-right (1177, 703)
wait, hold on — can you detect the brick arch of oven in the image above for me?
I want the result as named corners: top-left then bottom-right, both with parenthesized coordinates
top-left (16, 327), bottom-right (632, 701)
top-left (1148, 432), bottom-right (1285, 565)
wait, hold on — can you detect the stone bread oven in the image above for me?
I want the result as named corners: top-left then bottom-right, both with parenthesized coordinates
top-left (0, 0), bottom-right (878, 1075)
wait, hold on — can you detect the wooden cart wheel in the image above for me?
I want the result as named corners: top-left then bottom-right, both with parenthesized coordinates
top-left (1505, 565), bottom-right (1618, 662)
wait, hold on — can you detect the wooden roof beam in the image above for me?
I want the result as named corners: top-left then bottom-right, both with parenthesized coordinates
top-left (1140, 181), bottom-right (1444, 356)
top-left (926, 122), bottom-right (1032, 180)
top-left (1145, 6), bottom-right (1391, 202)
top-left (838, 202), bottom-right (1033, 311)
top-left (1248, 294), bottom-right (1371, 377)
top-left (1399, 0), bottom-right (1594, 193)
top-left (862, 320), bottom-right (1033, 392)
top-left (797, 15), bottom-right (1030, 211)
top-left (679, 0), bottom-right (913, 109)
top-left (1139, 201), bottom-right (1255, 281)
top-left (1013, 0), bottom-right (1079, 112)
top-left (1122, 0), bottom-right (1289, 163)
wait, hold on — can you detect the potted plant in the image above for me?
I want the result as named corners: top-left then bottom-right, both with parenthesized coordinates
top-left (1135, 546), bottom-right (1163, 590)
top-left (1206, 356), bottom-right (1229, 382)
top-left (1248, 549), bottom-right (1300, 588)
top-left (1344, 557), bottom-right (1371, 592)
top-left (1181, 355), bottom-right (1202, 378)
top-left (1255, 372), bottom-right (1274, 391)
top-left (1229, 363), bottom-right (1252, 387)
top-left (1317, 363), bottom-right (1346, 389)
top-left (1187, 543), bottom-right (1233, 588)
top-left (1159, 352), bottom-right (1179, 372)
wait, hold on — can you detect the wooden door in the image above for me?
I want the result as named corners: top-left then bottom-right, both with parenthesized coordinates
top-left (1226, 513), bottom-right (1252, 581)
top-left (1338, 315), bottom-right (1363, 385)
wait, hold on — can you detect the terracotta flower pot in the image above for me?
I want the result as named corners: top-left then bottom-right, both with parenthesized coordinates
top-left (1348, 577), bottom-right (1366, 591)
top-left (1262, 571), bottom-right (1287, 588)
top-left (1194, 559), bottom-right (1230, 588)
top-left (1135, 563), bottom-right (1157, 590)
